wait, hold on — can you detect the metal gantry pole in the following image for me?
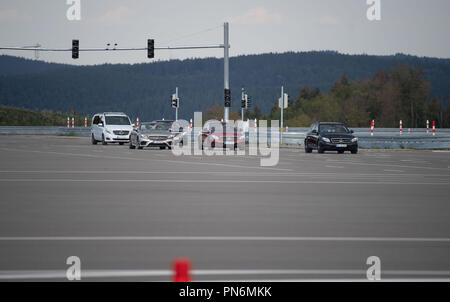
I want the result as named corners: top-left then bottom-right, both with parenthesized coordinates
top-left (1, 25), bottom-right (231, 121)
top-left (224, 22), bottom-right (230, 122)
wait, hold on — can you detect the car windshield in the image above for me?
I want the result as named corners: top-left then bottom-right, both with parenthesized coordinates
top-left (143, 121), bottom-right (173, 131)
top-left (319, 124), bottom-right (349, 134)
top-left (140, 123), bottom-right (156, 131)
top-left (105, 116), bottom-right (130, 125)
top-left (207, 122), bottom-right (239, 133)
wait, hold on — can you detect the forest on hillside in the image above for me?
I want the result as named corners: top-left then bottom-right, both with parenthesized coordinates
top-left (247, 64), bottom-right (449, 128)
top-left (0, 52), bottom-right (449, 124)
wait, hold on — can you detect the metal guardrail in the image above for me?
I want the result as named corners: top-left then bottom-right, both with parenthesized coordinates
top-left (0, 126), bottom-right (91, 137)
top-left (1, 126), bottom-right (449, 149)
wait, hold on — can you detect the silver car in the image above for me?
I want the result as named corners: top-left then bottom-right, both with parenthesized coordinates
top-left (129, 120), bottom-right (185, 150)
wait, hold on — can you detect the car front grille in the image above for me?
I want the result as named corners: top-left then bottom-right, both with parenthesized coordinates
top-left (148, 136), bottom-right (168, 141)
top-left (113, 130), bottom-right (129, 135)
top-left (331, 138), bottom-right (352, 143)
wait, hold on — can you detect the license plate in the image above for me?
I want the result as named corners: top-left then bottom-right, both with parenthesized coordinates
top-left (336, 144), bottom-right (347, 148)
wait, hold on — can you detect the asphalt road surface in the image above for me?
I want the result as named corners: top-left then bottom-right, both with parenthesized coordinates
top-left (0, 135), bottom-right (449, 281)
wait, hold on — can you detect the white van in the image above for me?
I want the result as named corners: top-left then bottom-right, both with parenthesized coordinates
top-left (91, 112), bottom-right (134, 145)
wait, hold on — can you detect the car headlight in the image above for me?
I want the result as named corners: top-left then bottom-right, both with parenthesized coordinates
top-left (139, 134), bottom-right (147, 139)
top-left (351, 137), bottom-right (358, 142)
top-left (321, 137), bottom-right (331, 143)
top-left (168, 134), bottom-right (175, 139)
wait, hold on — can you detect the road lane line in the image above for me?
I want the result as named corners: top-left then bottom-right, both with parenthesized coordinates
top-left (1, 236), bottom-right (449, 242)
top-left (0, 147), bottom-right (292, 172)
top-left (0, 179), bottom-right (448, 185)
top-left (1, 269), bottom-right (450, 280)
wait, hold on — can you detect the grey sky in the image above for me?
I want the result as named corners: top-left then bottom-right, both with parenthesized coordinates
top-left (0, 0), bottom-right (449, 65)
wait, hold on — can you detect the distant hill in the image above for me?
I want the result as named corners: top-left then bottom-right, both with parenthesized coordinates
top-left (0, 105), bottom-right (84, 126)
top-left (0, 52), bottom-right (449, 121)
top-left (0, 55), bottom-right (67, 76)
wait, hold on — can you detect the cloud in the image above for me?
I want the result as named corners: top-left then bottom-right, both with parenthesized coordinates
top-left (229, 7), bottom-right (282, 25)
top-left (0, 9), bottom-right (31, 22)
top-left (317, 16), bottom-right (341, 25)
top-left (94, 6), bottom-right (136, 25)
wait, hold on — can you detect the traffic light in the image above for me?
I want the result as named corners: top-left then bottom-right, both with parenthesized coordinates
top-left (147, 39), bottom-right (154, 58)
top-left (224, 89), bottom-right (231, 107)
top-left (171, 95), bottom-right (179, 108)
top-left (72, 39), bottom-right (79, 59)
top-left (241, 94), bottom-right (251, 109)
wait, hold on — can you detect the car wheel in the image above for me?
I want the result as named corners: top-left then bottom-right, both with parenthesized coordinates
top-left (91, 134), bottom-right (97, 145)
top-left (102, 134), bottom-right (107, 145)
top-left (304, 146), bottom-right (312, 153)
top-left (119, 142), bottom-right (124, 145)
top-left (351, 149), bottom-right (358, 154)
top-left (160, 146), bottom-right (166, 150)
top-left (338, 150), bottom-right (344, 154)
top-left (318, 145), bottom-right (325, 154)
top-left (129, 140), bottom-right (135, 149)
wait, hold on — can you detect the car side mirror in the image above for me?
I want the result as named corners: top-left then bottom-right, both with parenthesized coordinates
top-left (98, 123), bottom-right (103, 127)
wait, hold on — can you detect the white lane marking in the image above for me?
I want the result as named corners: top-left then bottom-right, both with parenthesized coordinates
top-left (0, 179), bottom-right (448, 185)
top-left (1, 236), bottom-right (449, 242)
top-left (316, 160), bottom-right (449, 171)
top-left (383, 169), bottom-right (404, 173)
top-left (1, 269), bottom-right (450, 280)
top-left (433, 150), bottom-right (450, 153)
top-left (0, 147), bottom-right (292, 172)
top-left (193, 278), bottom-right (450, 282)
top-left (325, 165), bottom-right (344, 169)
top-left (0, 171), bottom-right (448, 178)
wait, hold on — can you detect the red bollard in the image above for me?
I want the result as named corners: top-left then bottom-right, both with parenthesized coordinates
top-left (173, 258), bottom-right (191, 282)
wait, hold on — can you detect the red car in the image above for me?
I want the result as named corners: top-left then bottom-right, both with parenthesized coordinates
top-left (199, 121), bottom-right (245, 150)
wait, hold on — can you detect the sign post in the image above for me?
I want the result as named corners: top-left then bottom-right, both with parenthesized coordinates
top-left (279, 86), bottom-right (288, 142)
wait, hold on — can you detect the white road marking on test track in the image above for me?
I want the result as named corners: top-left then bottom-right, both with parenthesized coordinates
top-left (1, 236), bottom-right (449, 242)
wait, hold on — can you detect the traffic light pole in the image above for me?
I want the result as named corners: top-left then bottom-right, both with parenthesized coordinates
top-left (175, 87), bottom-right (178, 121)
top-left (1, 22), bottom-right (231, 121)
top-left (223, 22), bottom-right (230, 122)
top-left (241, 88), bottom-right (245, 121)
top-left (280, 86), bottom-right (284, 143)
